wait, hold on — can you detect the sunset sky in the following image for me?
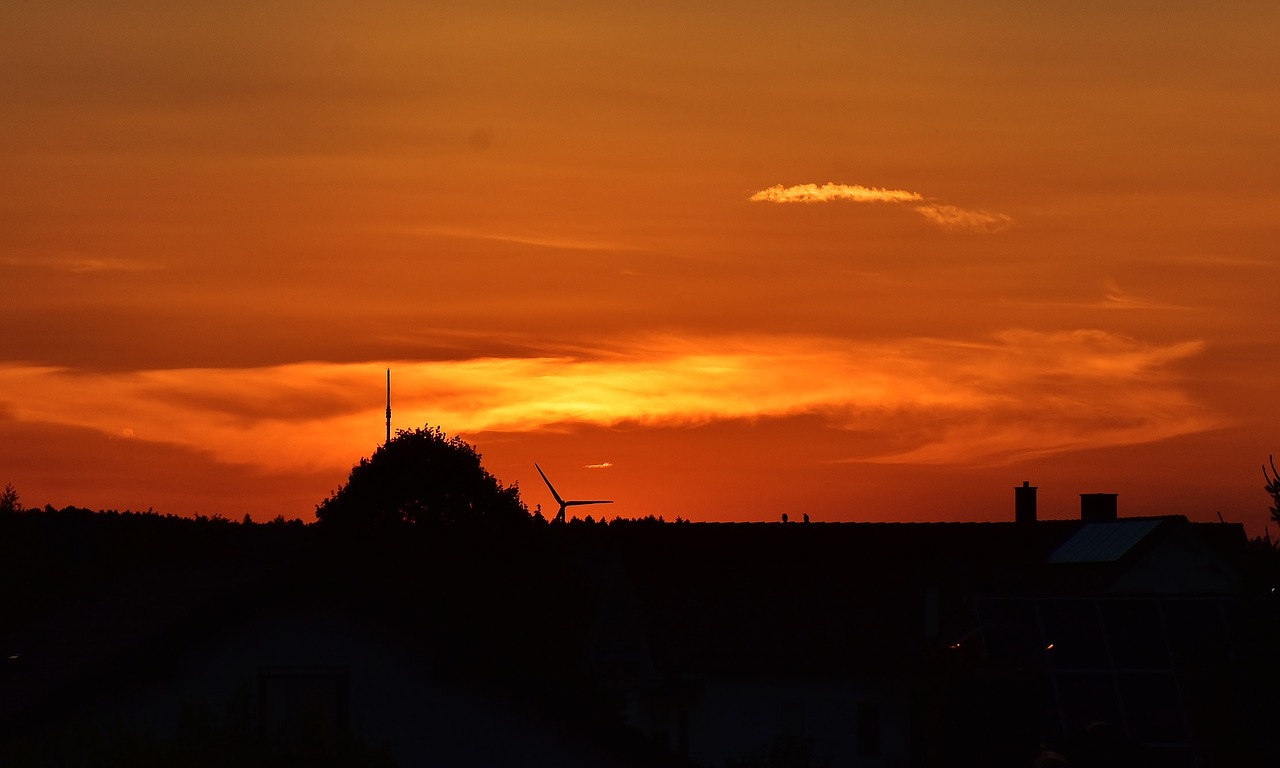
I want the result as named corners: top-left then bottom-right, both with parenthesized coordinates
top-left (3, 1), bottom-right (1278, 531)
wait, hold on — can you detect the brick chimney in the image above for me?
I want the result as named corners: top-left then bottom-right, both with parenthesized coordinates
top-left (1015, 481), bottom-right (1037, 524)
top-left (1080, 493), bottom-right (1118, 522)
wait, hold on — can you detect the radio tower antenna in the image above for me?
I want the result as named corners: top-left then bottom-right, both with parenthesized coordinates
top-left (385, 369), bottom-right (392, 445)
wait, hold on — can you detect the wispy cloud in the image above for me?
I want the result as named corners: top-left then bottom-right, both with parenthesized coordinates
top-left (0, 254), bottom-right (163, 273)
top-left (850, 329), bottom-right (1215, 465)
top-left (0, 330), bottom-right (1220, 475)
top-left (1020, 281), bottom-right (1189, 311)
top-left (913, 204), bottom-right (1013, 234)
top-left (411, 226), bottom-right (623, 252)
top-left (1177, 254), bottom-right (1275, 269)
top-left (750, 182), bottom-right (1014, 234)
top-left (586, 462), bottom-right (613, 469)
top-left (749, 183), bottom-right (922, 204)
top-left (1097, 281), bottom-right (1187, 311)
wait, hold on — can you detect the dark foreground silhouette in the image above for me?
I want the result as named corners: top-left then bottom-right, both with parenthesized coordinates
top-left (2, 503), bottom-right (1278, 768)
top-left (3, 434), bottom-right (1279, 767)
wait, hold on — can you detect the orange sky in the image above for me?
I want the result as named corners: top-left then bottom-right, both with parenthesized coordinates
top-left (2, 1), bottom-right (1278, 532)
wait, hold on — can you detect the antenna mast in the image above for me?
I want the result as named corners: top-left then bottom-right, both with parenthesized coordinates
top-left (385, 369), bottom-right (392, 445)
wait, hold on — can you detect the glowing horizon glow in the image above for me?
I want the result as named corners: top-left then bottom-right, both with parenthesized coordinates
top-left (0, 330), bottom-right (1220, 478)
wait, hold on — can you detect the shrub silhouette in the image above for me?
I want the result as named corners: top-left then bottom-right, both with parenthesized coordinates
top-left (316, 426), bottom-right (530, 529)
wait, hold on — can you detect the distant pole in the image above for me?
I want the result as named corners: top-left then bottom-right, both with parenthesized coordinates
top-left (385, 369), bottom-right (392, 445)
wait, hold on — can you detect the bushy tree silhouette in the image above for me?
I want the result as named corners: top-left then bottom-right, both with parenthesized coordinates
top-left (315, 426), bottom-right (530, 528)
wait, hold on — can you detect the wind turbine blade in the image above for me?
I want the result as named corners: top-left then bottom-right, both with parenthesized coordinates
top-left (535, 463), bottom-right (565, 506)
top-left (565, 500), bottom-right (613, 507)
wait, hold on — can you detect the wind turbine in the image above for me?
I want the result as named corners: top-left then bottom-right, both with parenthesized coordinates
top-left (535, 463), bottom-right (613, 523)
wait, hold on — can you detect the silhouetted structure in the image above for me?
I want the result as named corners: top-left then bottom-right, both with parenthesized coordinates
top-left (536, 463), bottom-right (613, 524)
top-left (1080, 492), bottom-right (1119, 522)
top-left (1016, 480), bottom-right (1037, 524)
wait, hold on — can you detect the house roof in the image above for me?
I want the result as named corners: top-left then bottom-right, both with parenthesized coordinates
top-left (1048, 519), bottom-right (1164, 563)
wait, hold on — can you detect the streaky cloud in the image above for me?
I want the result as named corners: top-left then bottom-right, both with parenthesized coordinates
top-left (1098, 281), bottom-right (1187, 311)
top-left (1012, 281), bottom-right (1189, 311)
top-left (0, 330), bottom-right (1221, 476)
top-left (914, 204), bottom-right (1013, 233)
top-left (411, 226), bottom-right (624, 252)
top-left (0, 253), bottom-right (164, 273)
top-left (750, 183), bottom-right (922, 204)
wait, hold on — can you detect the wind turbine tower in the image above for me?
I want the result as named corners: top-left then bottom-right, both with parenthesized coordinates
top-left (385, 369), bottom-right (392, 445)
top-left (536, 464), bottom-right (613, 523)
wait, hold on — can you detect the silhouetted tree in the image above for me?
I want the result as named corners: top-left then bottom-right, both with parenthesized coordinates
top-left (1264, 455), bottom-right (1280, 526)
top-left (0, 482), bottom-right (20, 514)
top-left (315, 425), bottom-right (529, 529)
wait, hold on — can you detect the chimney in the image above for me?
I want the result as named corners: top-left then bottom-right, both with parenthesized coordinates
top-left (1080, 493), bottom-right (1118, 522)
top-left (1015, 481), bottom-right (1037, 524)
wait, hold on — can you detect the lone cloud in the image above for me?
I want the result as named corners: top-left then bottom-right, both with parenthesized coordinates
top-left (751, 182), bottom-right (1013, 233)
top-left (749, 183), bottom-right (923, 204)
